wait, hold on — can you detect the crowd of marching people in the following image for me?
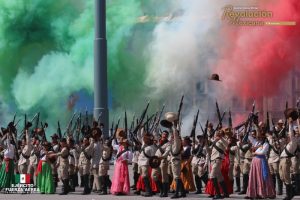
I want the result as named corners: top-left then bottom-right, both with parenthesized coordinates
top-left (0, 101), bottom-right (299, 200)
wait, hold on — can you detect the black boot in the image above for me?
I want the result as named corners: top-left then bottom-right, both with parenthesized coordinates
top-left (99, 176), bottom-right (107, 195)
top-left (171, 178), bottom-right (181, 199)
top-left (131, 172), bottom-right (139, 190)
top-left (60, 179), bottom-right (69, 195)
top-left (104, 175), bottom-right (111, 190)
top-left (82, 175), bottom-right (91, 195)
top-left (220, 181), bottom-right (229, 198)
top-left (73, 175), bottom-right (78, 190)
top-left (295, 174), bottom-right (300, 195)
top-left (155, 180), bottom-right (163, 197)
top-left (80, 175), bottom-right (84, 187)
top-left (179, 179), bottom-right (186, 198)
top-left (276, 174), bottom-right (283, 195)
top-left (168, 175), bottom-right (173, 188)
top-left (238, 174), bottom-right (248, 195)
top-left (212, 178), bottom-right (222, 199)
top-left (143, 177), bottom-right (152, 197)
top-left (235, 177), bottom-right (241, 192)
top-left (98, 176), bottom-right (103, 193)
top-left (283, 184), bottom-right (294, 200)
top-left (69, 176), bottom-right (75, 192)
top-left (194, 175), bottom-right (202, 194)
top-left (161, 182), bottom-right (168, 197)
top-left (272, 174), bottom-right (276, 191)
top-left (54, 174), bottom-right (58, 188)
top-left (201, 172), bottom-right (208, 185)
top-left (73, 174), bottom-right (78, 190)
top-left (30, 178), bottom-right (34, 186)
top-left (89, 175), bottom-right (94, 191)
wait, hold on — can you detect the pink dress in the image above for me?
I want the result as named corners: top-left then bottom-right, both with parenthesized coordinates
top-left (111, 145), bottom-right (132, 195)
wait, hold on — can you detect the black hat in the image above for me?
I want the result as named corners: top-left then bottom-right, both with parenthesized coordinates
top-left (51, 133), bottom-right (59, 139)
top-left (284, 108), bottom-right (299, 121)
top-left (183, 136), bottom-right (192, 143)
top-left (60, 138), bottom-right (67, 143)
top-left (209, 73), bottom-right (222, 81)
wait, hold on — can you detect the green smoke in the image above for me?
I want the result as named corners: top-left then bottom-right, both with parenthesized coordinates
top-left (0, 0), bottom-right (155, 133)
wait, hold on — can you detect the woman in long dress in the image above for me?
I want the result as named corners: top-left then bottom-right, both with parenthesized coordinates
top-left (245, 129), bottom-right (276, 199)
top-left (36, 142), bottom-right (55, 194)
top-left (0, 131), bottom-right (15, 190)
top-left (110, 137), bottom-right (133, 195)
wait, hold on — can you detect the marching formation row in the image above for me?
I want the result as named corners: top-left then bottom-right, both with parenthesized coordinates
top-left (0, 105), bottom-right (299, 200)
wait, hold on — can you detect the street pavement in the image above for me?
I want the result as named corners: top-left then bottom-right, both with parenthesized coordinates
top-left (1, 166), bottom-right (300, 200)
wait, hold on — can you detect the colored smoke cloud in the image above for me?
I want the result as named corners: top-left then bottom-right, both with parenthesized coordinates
top-left (0, 0), bottom-right (298, 135)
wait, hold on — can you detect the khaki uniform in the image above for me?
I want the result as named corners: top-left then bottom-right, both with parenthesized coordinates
top-left (57, 147), bottom-right (69, 180)
top-left (279, 127), bottom-right (298, 185)
top-left (152, 141), bottom-right (171, 183)
top-left (138, 144), bottom-right (156, 177)
top-left (69, 148), bottom-right (79, 175)
top-left (232, 143), bottom-right (241, 178)
top-left (242, 144), bottom-right (252, 175)
top-left (91, 141), bottom-right (101, 190)
top-left (209, 137), bottom-right (228, 182)
top-left (191, 145), bottom-right (208, 178)
top-left (267, 136), bottom-right (282, 175)
top-left (170, 129), bottom-right (182, 179)
top-left (18, 131), bottom-right (33, 173)
top-left (99, 144), bottom-right (112, 176)
top-left (51, 143), bottom-right (60, 183)
top-left (291, 136), bottom-right (300, 175)
top-left (78, 139), bottom-right (94, 175)
top-left (132, 150), bottom-right (140, 174)
top-left (28, 148), bottom-right (38, 179)
top-left (229, 145), bottom-right (237, 180)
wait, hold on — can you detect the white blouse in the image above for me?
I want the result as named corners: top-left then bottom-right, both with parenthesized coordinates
top-left (4, 138), bottom-right (15, 159)
top-left (248, 135), bottom-right (269, 155)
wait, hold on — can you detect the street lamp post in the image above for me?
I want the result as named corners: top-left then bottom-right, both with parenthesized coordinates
top-left (94, 0), bottom-right (109, 137)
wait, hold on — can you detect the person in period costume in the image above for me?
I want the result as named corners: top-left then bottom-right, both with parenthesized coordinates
top-left (136, 130), bottom-right (157, 197)
top-left (18, 130), bottom-right (33, 174)
top-left (191, 135), bottom-right (209, 194)
top-left (0, 131), bottom-right (15, 190)
top-left (90, 125), bottom-right (102, 193)
top-left (55, 138), bottom-right (70, 195)
top-left (291, 131), bottom-right (300, 195)
top-left (231, 135), bottom-right (241, 193)
top-left (151, 130), bottom-right (171, 197)
top-left (28, 137), bottom-right (40, 185)
top-left (78, 135), bottom-right (94, 195)
top-left (171, 136), bottom-right (195, 193)
top-left (36, 142), bottom-right (55, 194)
top-left (67, 138), bottom-right (79, 192)
top-left (228, 136), bottom-right (236, 189)
top-left (110, 135), bottom-right (133, 195)
top-left (170, 125), bottom-right (186, 198)
top-left (131, 144), bottom-right (140, 190)
top-left (205, 128), bottom-right (230, 199)
top-left (50, 133), bottom-right (60, 189)
top-left (279, 118), bottom-right (299, 200)
top-left (267, 130), bottom-right (284, 195)
top-left (238, 130), bottom-right (255, 195)
top-left (98, 138), bottom-right (113, 195)
top-left (244, 127), bottom-right (276, 199)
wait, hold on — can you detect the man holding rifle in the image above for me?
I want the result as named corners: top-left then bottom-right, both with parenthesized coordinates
top-left (18, 128), bottom-right (33, 174)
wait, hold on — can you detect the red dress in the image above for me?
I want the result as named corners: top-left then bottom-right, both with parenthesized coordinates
top-left (136, 167), bottom-right (158, 193)
top-left (205, 149), bottom-right (233, 195)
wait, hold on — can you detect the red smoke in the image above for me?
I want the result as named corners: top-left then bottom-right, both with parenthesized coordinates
top-left (216, 0), bottom-right (300, 100)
